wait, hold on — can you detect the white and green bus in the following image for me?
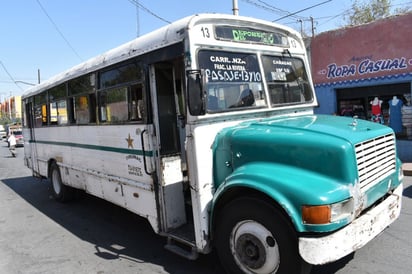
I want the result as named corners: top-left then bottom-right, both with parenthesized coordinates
top-left (22, 13), bottom-right (403, 274)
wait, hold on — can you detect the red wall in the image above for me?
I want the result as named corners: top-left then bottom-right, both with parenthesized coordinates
top-left (311, 13), bottom-right (412, 84)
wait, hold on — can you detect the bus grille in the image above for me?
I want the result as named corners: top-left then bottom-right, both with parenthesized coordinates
top-left (355, 133), bottom-right (396, 191)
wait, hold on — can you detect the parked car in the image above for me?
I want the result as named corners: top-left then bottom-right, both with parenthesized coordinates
top-left (0, 125), bottom-right (6, 140)
top-left (7, 130), bottom-right (24, 147)
top-left (13, 130), bottom-right (24, 147)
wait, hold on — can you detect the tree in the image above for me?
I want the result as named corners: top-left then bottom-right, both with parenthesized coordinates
top-left (394, 5), bottom-right (411, 14)
top-left (345, 0), bottom-right (391, 26)
top-left (345, 0), bottom-right (411, 26)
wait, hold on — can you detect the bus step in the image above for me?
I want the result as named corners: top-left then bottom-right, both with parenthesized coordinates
top-left (164, 237), bottom-right (198, 260)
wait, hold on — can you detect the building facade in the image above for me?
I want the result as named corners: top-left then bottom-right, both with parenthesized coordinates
top-left (310, 12), bottom-right (412, 161)
top-left (0, 95), bottom-right (22, 122)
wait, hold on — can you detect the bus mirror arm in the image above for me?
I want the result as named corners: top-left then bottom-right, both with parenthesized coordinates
top-left (178, 114), bottom-right (186, 128)
top-left (187, 70), bottom-right (206, 116)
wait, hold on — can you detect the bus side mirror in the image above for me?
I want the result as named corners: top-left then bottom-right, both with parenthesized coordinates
top-left (187, 70), bottom-right (206, 116)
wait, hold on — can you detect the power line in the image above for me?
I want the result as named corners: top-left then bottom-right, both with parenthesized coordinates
top-left (315, 10), bottom-right (348, 29)
top-left (35, 0), bottom-right (83, 61)
top-left (127, 0), bottom-right (171, 24)
top-left (241, 0), bottom-right (306, 20)
top-left (257, 0), bottom-right (306, 20)
top-left (135, 1), bottom-right (140, 37)
top-left (241, 0), bottom-right (333, 36)
top-left (0, 61), bottom-right (24, 92)
top-left (274, 0), bottom-right (332, 22)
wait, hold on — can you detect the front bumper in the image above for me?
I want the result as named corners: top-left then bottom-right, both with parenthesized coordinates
top-left (299, 183), bottom-right (403, 265)
top-left (16, 139), bottom-right (24, 146)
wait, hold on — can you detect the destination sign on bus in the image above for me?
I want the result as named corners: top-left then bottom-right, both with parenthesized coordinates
top-left (215, 25), bottom-right (289, 46)
top-left (198, 50), bottom-right (262, 83)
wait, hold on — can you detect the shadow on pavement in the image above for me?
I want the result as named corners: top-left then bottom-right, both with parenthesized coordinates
top-left (311, 253), bottom-right (354, 274)
top-left (403, 184), bottom-right (412, 198)
top-left (1, 176), bottom-right (362, 274)
top-left (1, 176), bottom-right (223, 274)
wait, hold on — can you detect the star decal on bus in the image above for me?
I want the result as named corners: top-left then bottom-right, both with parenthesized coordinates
top-left (126, 133), bottom-right (134, 148)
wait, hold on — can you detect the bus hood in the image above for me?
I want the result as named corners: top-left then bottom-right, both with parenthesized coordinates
top-left (212, 114), bottom-right (396, 188)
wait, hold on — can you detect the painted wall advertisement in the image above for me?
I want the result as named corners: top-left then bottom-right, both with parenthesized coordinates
top-left (311, 13), bottom-right (412, 84)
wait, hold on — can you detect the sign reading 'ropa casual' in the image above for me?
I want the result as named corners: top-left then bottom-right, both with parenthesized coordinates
top-left (311, 13), bottom-right (412, 84)
top-left (326, 57), bottom-right (409, 79)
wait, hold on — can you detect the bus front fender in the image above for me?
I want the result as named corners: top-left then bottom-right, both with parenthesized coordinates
top-left (212, 162), bottom-right (352, 233)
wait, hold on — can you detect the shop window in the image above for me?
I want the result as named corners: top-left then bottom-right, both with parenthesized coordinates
top-left (336, 82), bottom-right (412, 139)
top-left (338, 99), bottom-right (366, 119)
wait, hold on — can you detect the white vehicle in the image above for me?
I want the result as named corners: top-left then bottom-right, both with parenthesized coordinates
top-left (0, 125), bottom-right (6, 140)
top-left (22, 14), bottom-right (402, 274)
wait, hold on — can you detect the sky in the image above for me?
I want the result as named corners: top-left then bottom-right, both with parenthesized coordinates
top-left (1, 0), bottom-right (411, 99)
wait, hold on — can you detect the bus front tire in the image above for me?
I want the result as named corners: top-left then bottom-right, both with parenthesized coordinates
top-left (50, 162), bottom-right (74, 202)
top-left (214, 197), bottom-right (310, 274)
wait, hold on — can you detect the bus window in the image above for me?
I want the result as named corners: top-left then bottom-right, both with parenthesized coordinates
top-left (197, 50), bottom-right (266, 113)
top-left (89, 93), bottom-right (96, 123)
top-left (74, 96), bottom-right (90, 124)
top-left (129, 84), bottom-right (144, 121)
top-left (67, 74), bottom-right (96, 125)
top-left (99, 62), bottom-right (142, 89)
top-left (98, 87), bottom-right (128, 123)
top-left (261, 55), bottom-right (313, 106)
top-left (34, 92), bottom-right (48, 127)
top-left (33, 105), bottom-right (46, 127)
top-left (50, 100), bottom-right (68, 125)
top-left (69, 73), bottom-right (95, 95)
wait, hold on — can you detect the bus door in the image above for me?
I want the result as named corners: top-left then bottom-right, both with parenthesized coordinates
top-left (24, 101), bottom-right (40, 176)
top-left (150, 62), bottom-right (188, 234)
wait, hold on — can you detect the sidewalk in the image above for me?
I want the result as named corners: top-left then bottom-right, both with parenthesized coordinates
top-left (403, 163), bottom-right (412, 176)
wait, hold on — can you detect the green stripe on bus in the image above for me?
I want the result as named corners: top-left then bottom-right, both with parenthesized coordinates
top-left (30, 139), bottom-right (154, 157)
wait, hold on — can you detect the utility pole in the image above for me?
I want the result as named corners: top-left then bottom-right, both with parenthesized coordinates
top-left (311, 17), bottom-right (315, 37)
top-left (136, 0), bottom-right (140, 37)
top-left (232, 0), bottom-right (239, 15)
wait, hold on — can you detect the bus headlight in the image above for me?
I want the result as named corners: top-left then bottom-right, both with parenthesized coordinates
top-left (330, 198), bottom-right (354, 222)
top-left (302, 198), bottom-right (354, 225)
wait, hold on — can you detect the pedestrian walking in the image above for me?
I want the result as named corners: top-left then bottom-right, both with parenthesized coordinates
top-left (8, 131), bottom-right (17, 157)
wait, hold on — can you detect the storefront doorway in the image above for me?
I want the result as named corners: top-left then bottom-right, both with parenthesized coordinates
top-left (336, 82), bottom-right (411, 139)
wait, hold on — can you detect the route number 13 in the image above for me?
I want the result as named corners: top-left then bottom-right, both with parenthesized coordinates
top-left (201, 27), bottom-right (210, 38)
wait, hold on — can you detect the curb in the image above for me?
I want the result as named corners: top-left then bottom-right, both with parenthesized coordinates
top-left (403, 163), bottom-right (412, 176)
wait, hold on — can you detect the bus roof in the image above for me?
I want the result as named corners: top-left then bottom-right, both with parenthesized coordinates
top-left (22, 13), bottom-right (300, 99)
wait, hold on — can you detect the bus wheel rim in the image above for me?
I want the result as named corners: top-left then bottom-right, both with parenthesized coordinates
top-left (230, 220), bottom-right (280, 274)
top-left (52, 169), bottom-right (61, 194)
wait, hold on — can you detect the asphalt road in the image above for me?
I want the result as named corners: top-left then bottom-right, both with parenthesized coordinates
top-left (1, 142), bottom-right (411, 274)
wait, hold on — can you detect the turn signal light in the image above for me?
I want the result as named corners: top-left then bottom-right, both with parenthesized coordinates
top-left (302, 205), bottom-right (331, 224)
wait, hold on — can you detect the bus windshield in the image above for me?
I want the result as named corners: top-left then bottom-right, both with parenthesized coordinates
top-left (197, 50), bottom-right (313, 112)
top-left (198, 50), bottom-right (265, 112)
top-left (261, 55), bottom-right (313, 106)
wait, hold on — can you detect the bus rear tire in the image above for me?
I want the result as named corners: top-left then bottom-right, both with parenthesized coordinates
top-left (50, 162), bottom-right (74, 202)
top-left (214, 197), bottom-right (310, 274)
